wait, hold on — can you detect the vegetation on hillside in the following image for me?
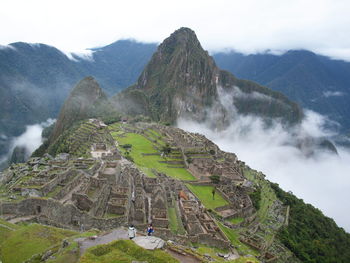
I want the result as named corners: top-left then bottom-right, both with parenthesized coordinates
top-left (271, 183), bottom-right (350, 263)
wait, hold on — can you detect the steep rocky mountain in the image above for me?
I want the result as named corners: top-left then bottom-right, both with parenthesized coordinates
top-left (213, 50), bottom-right (350, 131)
top-left (113, 28), bottom-right (303, 128)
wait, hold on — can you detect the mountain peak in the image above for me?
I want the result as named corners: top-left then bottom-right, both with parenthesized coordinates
top-left (115, 28), bottom-right (303, 126)
top-left (50, 76), bottom-right (107, 141)
top-left (158, 27), bottom-right (203, 56)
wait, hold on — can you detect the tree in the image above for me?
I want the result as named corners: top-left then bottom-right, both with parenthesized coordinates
top-left (162, 144), bottom-right (171, 155)
top-left (209, 175), bottom-right (220, 184)
top-left (121, 144), bottom-right (132, 150)
top-left (212, 187), bottom-right (216, 200)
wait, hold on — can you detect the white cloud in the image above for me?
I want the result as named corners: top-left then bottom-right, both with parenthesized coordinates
top-left (1, 118), bottom-right (56, 163)
top-left (177, 86), bottom-right (350, 231)
top-left (231, 86), bottom-right (276, 102)
top-left (64, 49), bottom-right (95, 62)
top-left (0, 44), bottom-right (16, 50)
top-left (0, 0), bottom-right (350, 61)
top-left (323, 91), bottom-right (345, 98)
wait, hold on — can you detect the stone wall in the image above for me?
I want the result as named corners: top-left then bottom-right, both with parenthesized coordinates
top-left (41, 168), bottom-right (76, 195)
top-left (54, 173), bottom-right (86, 200)
top-left (0, 198), bottom-right (127, 230)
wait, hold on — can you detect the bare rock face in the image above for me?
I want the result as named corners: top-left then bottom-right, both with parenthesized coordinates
top-left (133, 236), bottom-right (165, 250)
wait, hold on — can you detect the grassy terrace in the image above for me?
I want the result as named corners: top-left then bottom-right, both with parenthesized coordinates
top-left (110, 125), bottom-right (195, 181)
top-left (79, 239), bottom-right (179, 263)
top-left (0, 223), bottom-right (77, 263)
top-left (168, 207), bottom-right (186, 235)
top-left (0, 220), bottom-right (99, 263)
top-left (217, 222), bottom-right (260, 257)
top-left (228, 217), bottom-right (244, 224)
top-left (185, 184), bottom-right (228, 210)
top-left (243, 168), bottom-right (277, 222)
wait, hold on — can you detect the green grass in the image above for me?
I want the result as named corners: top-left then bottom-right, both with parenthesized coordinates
top-left (0, 223), bottom-right (77, 263)
top-left (113, 132), bottom-right (195, 180)
top-left (168, 207), bottom-right (186, 235)
top-left (79, 239), bottom-right (179, 263)
top-left (185, 184), bottom-right (228, 210)
top-left (228, 217), bottom-right (244, 224)
top-left (0, 219), bottom-right (18, 247)
top-left (46, 241), bottom-right (80, 263)
top-left (217, 222), bottom-right (259, 257)
top-left (243, 168), bottom-right (277, 224)
top-left (148, 128), bottom-right (163, 138)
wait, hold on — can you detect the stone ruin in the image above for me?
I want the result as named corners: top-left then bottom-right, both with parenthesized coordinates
top-left (0, 120), bottom-right (262, 251)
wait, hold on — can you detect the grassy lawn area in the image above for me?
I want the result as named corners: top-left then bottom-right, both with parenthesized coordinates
top-left (113, 132), bottom-right (195, 181)
top-left (168, 207), bottom-right (186, 235)
top-left (0, 223), bottom-right (77, 263)
top-left (0, 218), bottom-right (18, 248)
top-left (217, 222), bottom-right (260, 257)
top-left (79, 239), bottom-right (179, 263)
top-left (185, 184), bottom-right (229, 210)
top-left (46, 241), bottom-right (80, 263)
top-left (228, 217), bottom-right (244, 224)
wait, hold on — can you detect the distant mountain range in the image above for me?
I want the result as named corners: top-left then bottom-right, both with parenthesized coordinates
top-left (214, 50), bottom-right (350, 132)
top-left (0, 40), bottom-right (155, 158)
top-left (1, 34), bottom-right (350, 160)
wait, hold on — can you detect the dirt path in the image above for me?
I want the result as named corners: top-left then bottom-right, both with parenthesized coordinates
top-left (76, 227), bottom-right (129, 255)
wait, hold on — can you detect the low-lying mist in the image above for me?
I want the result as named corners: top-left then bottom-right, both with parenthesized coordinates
top-left (178, 110), bottom-right (350, 232)
top-left (0, 119), bottom-right (55, 168)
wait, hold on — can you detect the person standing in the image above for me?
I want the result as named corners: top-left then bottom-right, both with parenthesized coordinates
top-left (147, 223), bottom-right (154, 236)
top-left (128, 225), bottom-right (136, 239)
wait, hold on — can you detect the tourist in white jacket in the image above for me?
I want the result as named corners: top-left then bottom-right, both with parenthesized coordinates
top-left (128, 225), bottom-right (136, 239)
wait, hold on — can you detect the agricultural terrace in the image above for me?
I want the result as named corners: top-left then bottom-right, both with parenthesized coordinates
top-left (109, 123), bottom-right (195, 181)
top-left (186, 184), bottom-right (229, 210)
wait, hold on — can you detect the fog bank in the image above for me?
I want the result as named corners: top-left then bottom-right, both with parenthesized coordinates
top-left (0, 119), bottom-right (55, 168)
top-left (177, 111), bottom-right (350, 232)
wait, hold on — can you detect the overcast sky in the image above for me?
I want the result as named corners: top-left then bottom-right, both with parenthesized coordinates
top-left (1, 0), bottom-right (350, 60)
